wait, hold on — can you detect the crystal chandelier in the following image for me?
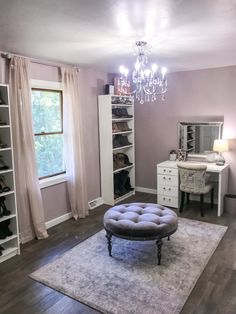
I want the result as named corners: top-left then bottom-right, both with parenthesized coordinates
top-left (118, 41), bottom-right (167, 104)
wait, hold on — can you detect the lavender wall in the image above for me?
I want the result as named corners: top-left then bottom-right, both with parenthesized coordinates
top-left (79, 67), bottom-right (108, 200)
top-left (135, 66), bottom-right (236, 192)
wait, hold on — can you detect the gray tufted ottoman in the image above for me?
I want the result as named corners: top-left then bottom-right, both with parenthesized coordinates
top-left (103, 203), bottom-right (178, 265)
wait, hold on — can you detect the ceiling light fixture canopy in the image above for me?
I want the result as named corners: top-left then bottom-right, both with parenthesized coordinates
top-left (118, 41), bottom-right (167, 104)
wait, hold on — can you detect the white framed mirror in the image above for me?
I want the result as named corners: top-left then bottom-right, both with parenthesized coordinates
top-left (178, 122), bottom-right (223, 156)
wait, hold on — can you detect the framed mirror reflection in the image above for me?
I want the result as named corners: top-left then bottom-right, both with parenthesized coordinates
top-left (178, 122), bottom-right (223, 155)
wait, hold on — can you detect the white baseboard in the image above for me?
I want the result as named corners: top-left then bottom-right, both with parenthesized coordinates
top-left (88, 197), bottom-right (104, 209)
top-left (45, 212), bottom-right (73, 229)
top-left (135, 186), bottom-right (157, 195)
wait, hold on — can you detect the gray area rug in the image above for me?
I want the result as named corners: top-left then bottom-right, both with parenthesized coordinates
top-left (30, 218), bottom-right (227, 314)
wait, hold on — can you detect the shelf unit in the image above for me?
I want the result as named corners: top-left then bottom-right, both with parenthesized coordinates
top-left (179, 124), bottom-right (196, 153)
top-left (98, 95), bottom-right (135, 205)
top-left (0, 84), bottom-right (20, 263)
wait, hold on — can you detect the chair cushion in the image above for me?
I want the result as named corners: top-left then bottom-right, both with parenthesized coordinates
top-left (103, 203), bottom-right (178, 239)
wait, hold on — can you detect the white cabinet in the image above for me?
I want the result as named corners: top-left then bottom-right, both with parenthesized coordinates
top-left (98, 95), bottom-right (135, 205)
top-left (0, 84), bottom-right (20, 263)
top-left (157, 161), bottom-right (179, 208)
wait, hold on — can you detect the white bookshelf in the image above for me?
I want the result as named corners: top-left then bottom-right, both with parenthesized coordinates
top-left (0, 84), bottom-right (20, 263)
top-left (98, 95), bottom-right (135, 205)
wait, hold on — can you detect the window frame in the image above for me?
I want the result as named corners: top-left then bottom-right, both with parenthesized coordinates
top-left (31, 80), bottom-right (66, 187)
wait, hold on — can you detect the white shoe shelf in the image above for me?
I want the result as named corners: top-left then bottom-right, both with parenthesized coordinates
top-left (98, 95), bottom-right (135, 206)
top-left (0, 84), bottom-right (20, 263)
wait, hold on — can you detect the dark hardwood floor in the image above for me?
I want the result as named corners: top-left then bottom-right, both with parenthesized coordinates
top-left (0, 192), bottom-right (235, 314)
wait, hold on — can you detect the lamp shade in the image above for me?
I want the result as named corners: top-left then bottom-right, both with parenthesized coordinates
top-left (213, 139), bottom-right (229, 152)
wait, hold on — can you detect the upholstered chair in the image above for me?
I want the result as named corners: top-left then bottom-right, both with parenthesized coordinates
top-left (177, 162), bottom-right (214, 217)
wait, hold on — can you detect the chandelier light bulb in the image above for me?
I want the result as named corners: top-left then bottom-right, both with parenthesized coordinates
top-left (123, 68), bottom-right (129, 77)
top-left (161, 67), bottom-right (167, 78)
top-left (119, 65), bottom-right (125, 74)
top-left (152, 64), bottom-right (158, 72)
top-left (135, 62), bottom-right (140, 71)
top-left (144, 69), bottom-right (151, 77)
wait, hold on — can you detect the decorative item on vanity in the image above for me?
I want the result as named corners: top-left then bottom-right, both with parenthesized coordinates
top-left (213, 139), bottom-right (229, 166)
top-left (117, 41), bottom-right (167, 104)
top-left (169, 149), bottom-right (177, 161)
top-left (177, 149), bottom-right (187, 161)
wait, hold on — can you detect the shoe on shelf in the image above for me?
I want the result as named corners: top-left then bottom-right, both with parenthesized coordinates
top-left (119, 135), bottom-right (132, 146)
top-left (112, 122), bottom-right (123, 133)
top-left (0, 245), bottom-right (5, 256)
top-left (113, 135), bottom-right (121, 148)
top-left (0, 220), bottom-right (13, 238)
top-left (0, 196), bottom-right (11, 216)
top-left (0, 97), bottom-right (5, 105)
top-left (0, 156), bottom-right (9, 170)
top-left (120, 108), bottom-right (133, 118)
top-left (0, 175), bottom-right (11, 193)
top-left (121, 122), bottom-right (132, 131)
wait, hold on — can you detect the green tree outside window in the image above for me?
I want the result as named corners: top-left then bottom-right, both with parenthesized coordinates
top-left (31, 89), bottom-right (65, 178)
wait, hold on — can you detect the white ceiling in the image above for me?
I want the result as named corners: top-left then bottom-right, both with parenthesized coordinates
top-left (0, 0), bottom-right (236, 72)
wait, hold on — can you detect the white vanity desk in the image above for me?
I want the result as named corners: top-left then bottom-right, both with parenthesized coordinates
top-left (157, 160), bottom-right (229, 216)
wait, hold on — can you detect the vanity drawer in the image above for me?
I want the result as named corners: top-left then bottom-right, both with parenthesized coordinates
top-left (157, 195), bottom-right (178, 208)
top-left (157, 167), bottom-right (178, 176)
top-left (157, 174), bottom-right (178, 187)
top-left (157, 185), bottom-right (178, 197)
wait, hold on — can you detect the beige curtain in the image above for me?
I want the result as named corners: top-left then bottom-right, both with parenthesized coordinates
top-left (9, 56), bottom-right (48, 243)
top-left (61, 67), bottom-right (89, 219)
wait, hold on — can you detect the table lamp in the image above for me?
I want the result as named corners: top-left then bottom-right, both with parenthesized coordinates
top-left (213, 139), bottom-right (229, 166)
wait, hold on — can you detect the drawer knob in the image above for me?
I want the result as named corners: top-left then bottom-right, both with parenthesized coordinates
top-left (163, 176), bottom-right (166, 179)
top-left (169, 177), bottom-right (171, 180)
top-left (169, 170), bottom-right (172, 173)
top-left (163, 187), bottom-right (166, 190)
top-left (163, 169), bottom-right (166, 172)
top-left (168, 188), bottom-right (171, 191)
top-left (169, 198), bottom-right (171, 201)
top-left (163, 197), bottom-right (166, 200)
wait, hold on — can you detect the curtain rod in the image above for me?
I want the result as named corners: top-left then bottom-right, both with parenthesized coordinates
top-left (1, 51), bottom-right (80, 71)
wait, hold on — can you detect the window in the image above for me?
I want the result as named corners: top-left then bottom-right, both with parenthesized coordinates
top-left (31, 88), bottom-right (65, 179)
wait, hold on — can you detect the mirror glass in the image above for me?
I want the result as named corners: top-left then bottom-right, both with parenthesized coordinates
top-left (178, 122), bottom-right (223, 154)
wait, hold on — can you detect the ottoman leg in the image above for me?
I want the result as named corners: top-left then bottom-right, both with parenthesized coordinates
top-left (156, 239), bottom-right (163, 265)
top-left (105, 231), bottom-right (112, 257)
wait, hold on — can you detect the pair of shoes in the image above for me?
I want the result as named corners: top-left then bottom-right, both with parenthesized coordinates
top-left (112, 122), bottom-right (132, 133)
top-left (0, 220), bottom-right (13, 239)
top-left (0, 245), bottom-right (5, 256)
top-left (112, 108), bottom-right (133, 118)
top-left (0, 196), bottom-right (11, 217)
top-left (114, 170), bottom-right (134, 197)
top-left (113, 135), bottom-right (132, 148)
top-left (112, 97), bottom-right (132, 105)
top-left (113, 153), bottom-right (132, 170)
top-left (0, 176), bottom-right (10, 193)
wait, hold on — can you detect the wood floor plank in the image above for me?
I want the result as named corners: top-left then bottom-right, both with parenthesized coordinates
top-left (0, 192), bottom-right (235, 314)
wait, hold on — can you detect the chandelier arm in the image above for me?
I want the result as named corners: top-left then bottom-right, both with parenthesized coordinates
top-left (143, 86), bottom-right (168, 95)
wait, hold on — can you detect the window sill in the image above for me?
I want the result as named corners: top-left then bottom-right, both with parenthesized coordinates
top-left (39, 173), bottom-right (67, 189)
